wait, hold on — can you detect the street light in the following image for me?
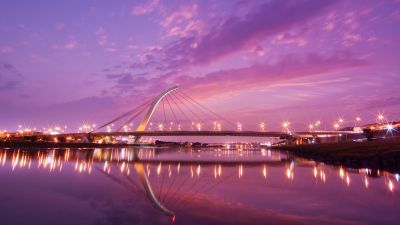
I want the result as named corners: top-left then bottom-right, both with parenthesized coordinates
top-left (309, 124), bottom-right (314, 132)
top-left (386, 124), bottom-right (394, 131)
top-left (282, 121), bottom-right (290, 132)
top-left (260, 122), bottom-right (265, 132)
top-left (376, 113), bottom-right (384, 124)
top-left (354, 117), bottom-right (362, 128)
top-left (333, 123), bottom-right (340, 130)
top-left (237, 122), bottom-right (242, 131)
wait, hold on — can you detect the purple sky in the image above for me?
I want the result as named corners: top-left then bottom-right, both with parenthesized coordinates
top-left (1, 0), bottom-right (400, 132)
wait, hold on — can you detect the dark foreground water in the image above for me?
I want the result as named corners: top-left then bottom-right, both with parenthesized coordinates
top-left (0, 147), bottom-right (398, 225)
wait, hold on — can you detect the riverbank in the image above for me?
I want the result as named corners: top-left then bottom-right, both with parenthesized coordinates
top-left (273, 138), bottom-right (400, 172)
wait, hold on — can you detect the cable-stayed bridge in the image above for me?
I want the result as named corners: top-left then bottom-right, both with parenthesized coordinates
top-left (15, 85), bottom-right (360, 143)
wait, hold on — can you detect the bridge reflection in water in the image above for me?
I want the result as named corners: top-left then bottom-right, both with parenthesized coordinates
top-left (0, 147), bottom-right (398, 221)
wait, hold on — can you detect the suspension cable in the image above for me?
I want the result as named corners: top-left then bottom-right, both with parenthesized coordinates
top-left (177, 90), bottom-right (236, 128)
top-left (97, 98), bottom-right (153, 130)
top-left (167, 92), bottom-right (195, 127)
top-left (165, 95), bottom-right (179, 126)
top-left (170, 92), bottom-right (207, 129)
top-left (161, 98), bottom-right (167, 125)
top-left (116, 104), bottom-right (148, 131)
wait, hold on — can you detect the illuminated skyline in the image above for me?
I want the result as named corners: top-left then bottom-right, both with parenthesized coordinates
top-left (1, 0), bottom-right (400, 131)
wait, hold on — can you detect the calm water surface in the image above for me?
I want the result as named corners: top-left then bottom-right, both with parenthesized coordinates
top-left (0, 147), bottom-right (399, 225)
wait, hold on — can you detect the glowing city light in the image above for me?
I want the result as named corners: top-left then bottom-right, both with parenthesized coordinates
top-left (385, 124), bottom-right (394, 131)
top-left (158, 123), bottom-right (164, 131)
top-left (364, 177), bottom-right (369, 188)
top-left (197, 123), bottom-right (202, 131)
top-left (377, 113), bottom-right (385, 123)
top-left (238, 164), bottom-right (244, 178)
top-left (333, 123), bottom-right (340, 130)
top-left (282, 121), bottom-right (290, 133)
top-left (260, 122), bottom-right (265, 132)
top-left (388, 180), bottom-right (394, 192)
top-left (237, 122), bottom-right (242, 131)
top-left (286, 168), bottom-right (294, 179)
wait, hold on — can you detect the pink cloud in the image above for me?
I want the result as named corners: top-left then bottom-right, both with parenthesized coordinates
top-left (132, 0), bottom-right (159, 15)
top-left (342, 32), bottom-right (362, 46)
top-left (391, 10), bottom-right (400, 19)
top-left (343, 32), bottom-right (361, 41)
top-left (161, 4), bottom-right (198, 27)
top-left (165, 20), bottom-right (204, 38)
top-left (173, 52), bottom-right (368, 99)
top-left (249, 46), bottom-right (266, 56)
top-left (1, 46), bottom-right (13, 54)
top-left (162, 0), bottom-right (337, 68)
top-left (324, 22), bottom-right (335, 31)
top-left (367, 36), bottom-right (378, 42)
top-left (273, 30), bottom-right (308, 47)
top-left (160, 4), bottom-right (204, 38)
top-left (111, 52), bottom-right (368, 101)
top-left (64, 41), bottom-right (78, 50)
top-left (344, 12), bottom-right (359, 30)
top-left (127, 45), bottom-right (161, 50)
top-left (55, 23), bottom-right (65, 31)
top-left (105, 47), bottom-right (117, 52)
top-left (94, 27), bottom-right (118, 52)
top-left (30, 54), bottom-right (46, 63)
top-left (94, 27), bottom-right (108, 46)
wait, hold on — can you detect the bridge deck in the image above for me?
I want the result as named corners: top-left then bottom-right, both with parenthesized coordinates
top-left (40, 130), bottom-right (360, 138)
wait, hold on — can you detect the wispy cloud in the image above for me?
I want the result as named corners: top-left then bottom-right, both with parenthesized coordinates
top-left (106, 51), bottom-right (367, 100)
top-left (363, 97), bottom-right (400, 109)
top-left (174, 51), bottom-right (368, 99)
top-left (30, 54), bottom-right (47, 63)
top-left (55, 22), bottom-right (65, 31)
top-left (1, 46), bottom-right (13, 54)
top-left (132, 0), bottom-right (160, 16)
top-left (64, 41), bottom-right (78, 50)
top-left (161, 0), bottom-right (337, 68)
top-left (113, 0), bottom-right (339, 79)
top-left (0, 63), bottom-right (22, 92)
top-left (160, 3), bottom-right (204, 38)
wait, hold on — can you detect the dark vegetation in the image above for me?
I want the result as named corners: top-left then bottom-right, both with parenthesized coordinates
top-left (274, 138), bottom-right (400, 172)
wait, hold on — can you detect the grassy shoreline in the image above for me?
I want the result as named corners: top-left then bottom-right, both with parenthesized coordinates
top-left (272, 138), bottom-right (400, 173)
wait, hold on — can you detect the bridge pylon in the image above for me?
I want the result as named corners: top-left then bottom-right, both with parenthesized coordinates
top-left (134, 86), bottom-right (179, 143)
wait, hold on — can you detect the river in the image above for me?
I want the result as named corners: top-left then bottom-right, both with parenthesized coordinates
top-left (0, 147), bottom-right (398, 225)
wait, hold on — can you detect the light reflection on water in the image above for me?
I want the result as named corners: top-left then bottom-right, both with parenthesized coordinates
top-left (0, 147), bottom-right (399, 225)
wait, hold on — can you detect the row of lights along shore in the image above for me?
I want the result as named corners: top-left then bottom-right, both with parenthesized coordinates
top-left (0, 113), bottom-right (396, 135)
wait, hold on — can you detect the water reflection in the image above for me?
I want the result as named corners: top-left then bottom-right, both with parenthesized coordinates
top-left (1, 148), bottom-right (399, 191)
top-left (0, 147), bottom-right (399, 223)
